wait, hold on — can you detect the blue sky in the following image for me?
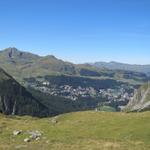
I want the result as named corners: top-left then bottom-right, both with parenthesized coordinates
top-left (0, 0), bottom-right (150, 64)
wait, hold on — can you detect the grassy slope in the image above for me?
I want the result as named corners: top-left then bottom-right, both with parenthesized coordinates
top-left (0, 111), bottom-right (150, 150)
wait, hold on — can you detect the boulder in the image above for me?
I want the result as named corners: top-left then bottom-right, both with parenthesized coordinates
top-left (13, 130), bottom-right (22, 136)
top-left (28, 130), bottom-right (42, 140)
top-left (24, 138), bottom-right (31, 142)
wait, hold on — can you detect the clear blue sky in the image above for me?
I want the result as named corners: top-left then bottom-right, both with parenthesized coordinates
top-left (0, 0), bottom-right (150, 64)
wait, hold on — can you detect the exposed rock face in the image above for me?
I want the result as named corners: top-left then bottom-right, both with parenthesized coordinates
top-left (0, 68), bottom-right (49, 117)
top-left (125, 82), bottom-right (150, 112)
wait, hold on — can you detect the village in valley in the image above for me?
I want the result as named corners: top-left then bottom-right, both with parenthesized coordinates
top-left (26, 77), bottom-right (135, 110)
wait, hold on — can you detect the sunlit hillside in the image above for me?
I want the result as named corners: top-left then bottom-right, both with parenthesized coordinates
top-left (0, 111), bottom-right (150, 150)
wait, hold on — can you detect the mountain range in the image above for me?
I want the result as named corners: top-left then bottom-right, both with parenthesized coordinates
top-left (0, 47), bottom-right (150, 116)
top-left (90, 61), bottom-right (150, 75)
top-left (0, 47), bottom-right (148, 83)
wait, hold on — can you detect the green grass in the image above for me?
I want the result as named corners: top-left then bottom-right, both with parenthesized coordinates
top-left (97, 106), bottom-right (116, 112)
top-left (0, 111), bottom-right (150, 150)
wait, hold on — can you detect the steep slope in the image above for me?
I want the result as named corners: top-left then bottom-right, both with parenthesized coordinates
top-left (0, 67), bottom-right (100, 117)
top-left (125, 82), bottom-right (150, 112)
top-left (0, 68), bottom-right (49, 117)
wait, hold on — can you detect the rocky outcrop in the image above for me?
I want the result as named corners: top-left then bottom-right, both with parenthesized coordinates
top-left (125, 82), bottom-right (150, 112)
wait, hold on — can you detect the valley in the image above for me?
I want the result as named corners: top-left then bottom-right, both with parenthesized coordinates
top-left (25, 75), bottom-right (135, 111)
top-left (0, 47), bottom-right (149, 115)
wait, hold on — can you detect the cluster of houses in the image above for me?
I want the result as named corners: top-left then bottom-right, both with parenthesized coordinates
top-left (99, 85), bottom-right (134, 101)
top-left (27, 79), bottom-right (135, 105)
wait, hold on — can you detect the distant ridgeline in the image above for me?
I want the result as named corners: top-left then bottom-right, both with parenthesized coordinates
top-left (90, 61), bottom-right (150, 76)
top-left (0, 47), bottom-right (149, 116)
top-left (0, 48), bottom-right (148, 83)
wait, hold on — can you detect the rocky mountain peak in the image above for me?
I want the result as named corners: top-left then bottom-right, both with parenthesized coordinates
top-left (1, 47), bottom-right (23, 59)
